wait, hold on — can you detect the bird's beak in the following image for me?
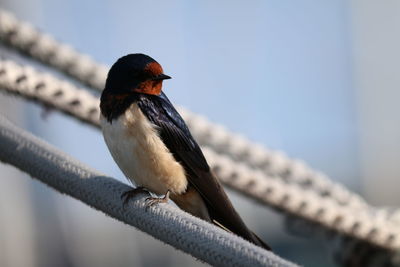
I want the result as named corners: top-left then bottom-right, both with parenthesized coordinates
top-left (151, 74), bottom-right (171, 81)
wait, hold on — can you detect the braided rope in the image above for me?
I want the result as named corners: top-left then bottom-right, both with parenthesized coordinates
top-left (0, 59), bottom-right (100, 127)
top-left (0, 8), bottom-right (370, 212)
top-left (0, 58), bottom-right (399, 255)
top-left (0, 115), bottom-right (297, 267)
top-left (0, 9), bottom-right (108, 90)
top-left (204, 147), bottom-right (400, 252)
top-left (181, 108), bottom-right (368, 209)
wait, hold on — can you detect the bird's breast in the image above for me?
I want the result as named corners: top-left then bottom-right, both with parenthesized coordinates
top-left (100, 103), bottom-right (188, 195)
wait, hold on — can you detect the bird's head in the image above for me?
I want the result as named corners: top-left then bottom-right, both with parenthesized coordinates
top-left (105, 53), bottom-right (171, 96)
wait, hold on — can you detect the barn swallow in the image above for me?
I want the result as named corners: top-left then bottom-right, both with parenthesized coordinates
top-left (100, 53), bottom-right (271, 250)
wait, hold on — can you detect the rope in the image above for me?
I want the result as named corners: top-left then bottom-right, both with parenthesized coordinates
top-left (0, 8), bottom-right (368, 211)
top-left (181, 107), bottom-right (368, 209)
top-left (0, 59), bottom-right (100, 127)
top-left (0, 58), bottom-right (399, 256)
top-left (205, 147), bottom-right (400, 251)
top-left (0, 114), bottom-right (297, 267)
top-left (0, 9), bottom-right (108, 90)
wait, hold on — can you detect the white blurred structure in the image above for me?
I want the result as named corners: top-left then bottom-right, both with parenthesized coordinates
top-left (351, 0), bottom-right (400, 205)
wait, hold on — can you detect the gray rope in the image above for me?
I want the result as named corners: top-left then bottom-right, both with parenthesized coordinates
top-left (0, 58), bottom-right (399, 255)
top-left (0, 8), bottom-right (368, 211)
top-left (0, 114), bottom-right (297, 267)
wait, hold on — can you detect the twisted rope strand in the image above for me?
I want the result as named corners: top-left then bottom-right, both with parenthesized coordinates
top-left (0, 9), bottom-right (108, 90)
top-left (0, 115), bottom-right (297, 267)
top-left (0, 59), bottom-right (100, 127)
top-left (0, 58), bottom-right (398, 253)
top-left (203, 147), bottom-right (400, 251)
top-left (180, 107), bottom-right (368, 209)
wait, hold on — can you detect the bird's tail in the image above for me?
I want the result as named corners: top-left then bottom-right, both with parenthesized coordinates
top-left (251, 231), bottom-right (271, 251)
top-left (183, 170), bottom-right (272, 251)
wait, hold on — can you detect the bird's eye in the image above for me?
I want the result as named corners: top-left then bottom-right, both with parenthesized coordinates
top-left (141, 72), bottom-right (154, 81)
top-left (133, 72), bottom-right (147, 81)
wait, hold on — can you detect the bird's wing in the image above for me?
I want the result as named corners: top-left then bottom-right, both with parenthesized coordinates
top-left (137, 93), bottom-right (268, 248)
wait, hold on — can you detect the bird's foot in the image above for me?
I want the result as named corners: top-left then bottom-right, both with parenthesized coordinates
top-left (121, 186), bottom-right (148, 208)
top-left (145, 190), bottom-right (170, 209)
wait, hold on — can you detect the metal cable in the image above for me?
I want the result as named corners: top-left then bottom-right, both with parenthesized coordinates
top-left (0, 58), bottom-right (399, 256)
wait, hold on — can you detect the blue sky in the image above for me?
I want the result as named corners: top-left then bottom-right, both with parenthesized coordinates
top-left (32, 0), bottom-right (359, 189)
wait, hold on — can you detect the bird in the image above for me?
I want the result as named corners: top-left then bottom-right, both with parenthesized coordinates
top-left (99, 53), bottom-right (271, 250)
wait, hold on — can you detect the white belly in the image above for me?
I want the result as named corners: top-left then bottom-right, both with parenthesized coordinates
top-left (100, 103), bottom-right (188, 195)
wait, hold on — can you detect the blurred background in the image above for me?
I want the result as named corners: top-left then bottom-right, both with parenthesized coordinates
top-left (0, 1), bottom-right (399, 266)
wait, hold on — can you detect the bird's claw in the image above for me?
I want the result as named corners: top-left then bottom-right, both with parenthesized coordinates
top-left (121, 186), bottom-right (148, 208)
top-left (145, 190), bottom-right (170, 210)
